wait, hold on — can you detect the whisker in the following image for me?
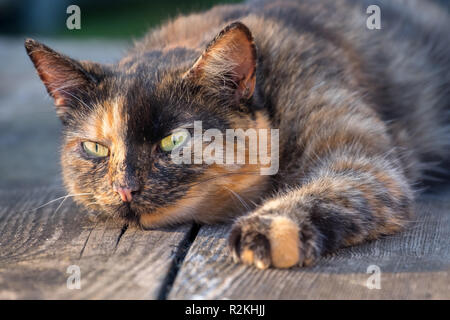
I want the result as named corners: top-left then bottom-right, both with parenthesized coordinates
top-left (23, 193), bottom-right (93, 214)
top-left (51, 195), bottom-right (69, 217)
top-left (52, 88), bottom-right (96, 111)
top-left (223, 186), bottom-right (251, 211)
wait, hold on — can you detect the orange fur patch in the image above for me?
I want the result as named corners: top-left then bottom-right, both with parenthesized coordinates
top-left (241, 249), bottom-right (255, 265)
top-left (269, 216), bottom-right (300, 268)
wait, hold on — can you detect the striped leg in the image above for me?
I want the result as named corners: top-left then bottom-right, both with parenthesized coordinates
top-left (229, 108), bottom-right (414, 269)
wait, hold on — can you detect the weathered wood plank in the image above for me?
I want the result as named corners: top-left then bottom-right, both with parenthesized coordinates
top-left (0, 188), bottom-right (192, 299)
top-left (169, 196), bottom-right (450, 300)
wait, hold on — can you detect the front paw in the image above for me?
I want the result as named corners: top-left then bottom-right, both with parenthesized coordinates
top-left (228, 214), bottom-right (314, 269)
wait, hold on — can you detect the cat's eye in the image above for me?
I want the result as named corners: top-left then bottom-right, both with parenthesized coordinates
top-left (82, 141), bottom-right (109, 158)
top-left (160, 130), bottom-right (189, 152)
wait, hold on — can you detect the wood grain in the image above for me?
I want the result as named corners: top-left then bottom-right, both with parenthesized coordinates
top-left (1, 187), bottom-right (449, 299)
top-left (0, 188), bottom-right (192, 299)
top-left (168, 196), bottom-right (450, 300)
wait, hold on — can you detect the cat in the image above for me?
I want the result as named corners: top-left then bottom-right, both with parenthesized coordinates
top-left (25, 0), bottom-right (450, 269)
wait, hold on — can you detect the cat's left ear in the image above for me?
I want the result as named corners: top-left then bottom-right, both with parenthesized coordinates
top-left (183, 22), bottom-right (257, 104)
top-left (25, 38), bottom-right (102, 122)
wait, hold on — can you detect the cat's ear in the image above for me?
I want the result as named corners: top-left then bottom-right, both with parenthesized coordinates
top-left (183, 22), bottom-right (257, 104)
top-left (24, 38), bottom-right (101, 122)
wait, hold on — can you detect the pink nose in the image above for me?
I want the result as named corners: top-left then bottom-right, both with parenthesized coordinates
top-left (115, 187), bottom-right (134, 202)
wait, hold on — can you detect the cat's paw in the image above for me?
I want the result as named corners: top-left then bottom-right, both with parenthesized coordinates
top-left (228, 214), bottom-right (317, 269)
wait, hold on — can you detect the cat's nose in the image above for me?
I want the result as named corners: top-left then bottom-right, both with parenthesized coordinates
top-left (116, 188), bottom-right (133, 202)
top-left (113, 185), bottom-right (139, 202)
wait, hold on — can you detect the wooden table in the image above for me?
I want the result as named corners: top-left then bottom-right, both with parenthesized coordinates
top-left (0, 187), bottom-right (448, 299)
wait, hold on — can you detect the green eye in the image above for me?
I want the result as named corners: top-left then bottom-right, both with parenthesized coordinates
top-left (160, 130), bottom-right (189, 152)
top-left (82, 141), bottom-right (109, 158)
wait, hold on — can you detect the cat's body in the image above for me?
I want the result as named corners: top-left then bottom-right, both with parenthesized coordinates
top-left (26, 0), bottom-right (450, 269)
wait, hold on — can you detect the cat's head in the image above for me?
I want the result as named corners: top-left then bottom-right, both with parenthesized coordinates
top-left (25, 22), bottom-right (273, 227)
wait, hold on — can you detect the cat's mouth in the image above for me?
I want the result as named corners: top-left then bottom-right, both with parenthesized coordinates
top-left (116, 202), bottom-right (140, 223)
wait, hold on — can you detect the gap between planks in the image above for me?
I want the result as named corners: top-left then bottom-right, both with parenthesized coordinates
top-left (0, 188), bottom-right (200, 299)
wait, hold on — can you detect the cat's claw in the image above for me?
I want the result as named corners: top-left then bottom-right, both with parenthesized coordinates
top-left (229, 221), bottom-right (272, 269)
top-left (228, 214), bottom-right (313, 269)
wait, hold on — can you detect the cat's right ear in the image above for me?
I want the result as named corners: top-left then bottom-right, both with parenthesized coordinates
top-left (183, 22), bottom-right (257, 106)
top-left (25, 38), bottom-right (100, 123)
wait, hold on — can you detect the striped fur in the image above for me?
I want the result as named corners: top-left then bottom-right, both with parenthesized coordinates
top-left (25, 0), bottom-right (449, 268)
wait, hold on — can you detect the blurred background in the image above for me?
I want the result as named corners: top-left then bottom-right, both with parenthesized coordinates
top-left (0, 0), bottom-right (448, 190)
top-left (0, 0), bottom-right (242, 38)
top-left (1, 0), bottom-right (449, 39)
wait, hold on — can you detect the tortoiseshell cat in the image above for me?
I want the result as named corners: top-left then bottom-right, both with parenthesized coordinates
top-left (26, 0), bottom-right (449, 269)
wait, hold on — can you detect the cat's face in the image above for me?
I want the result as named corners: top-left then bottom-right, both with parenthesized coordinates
top-left (26, 23), bottom-right (272, 227)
